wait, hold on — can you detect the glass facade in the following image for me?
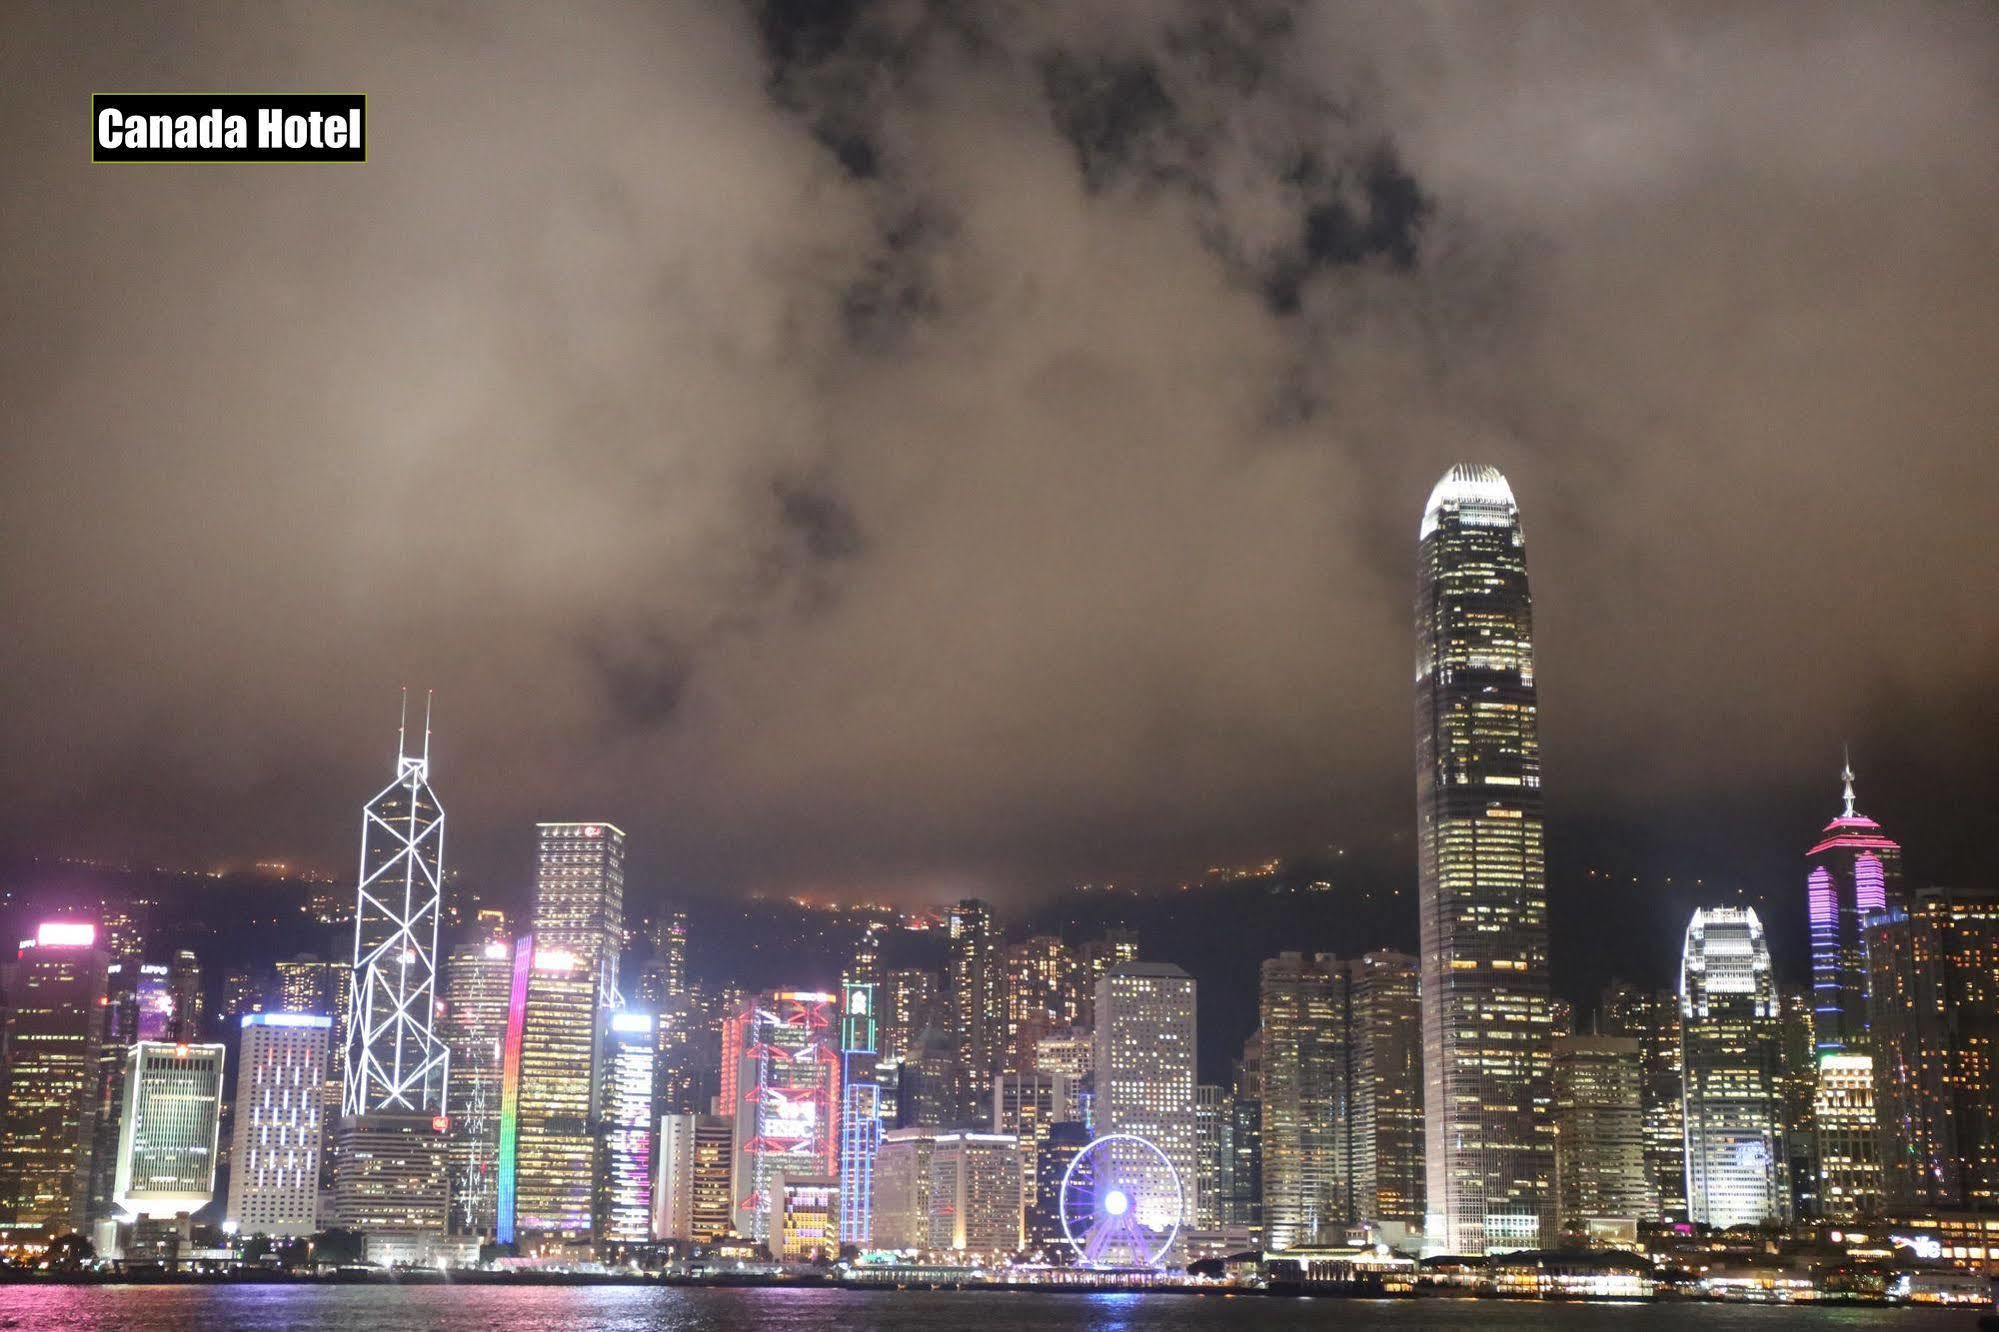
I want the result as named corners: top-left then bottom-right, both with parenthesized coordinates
top-left (1680, 906), bottom-right (1789, 1229)
top-left (597, 1013), bottom-right (656, 1246)
top-left (1258, 951), bottom-right (1349, 1249)
top-left (1415, 463), bottom-right (1552, 1253)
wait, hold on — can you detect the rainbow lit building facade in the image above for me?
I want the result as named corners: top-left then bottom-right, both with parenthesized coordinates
top-left (494, 936), bottom-right (533, 1245)
top-left (729, 990), bottom-right (842, 1241)
top-left (1807, 760), bottom-right (1903, 1057)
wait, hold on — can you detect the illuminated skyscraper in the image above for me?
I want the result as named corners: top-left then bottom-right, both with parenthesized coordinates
top-left (114, 1041), bottom-right (226, 1220)
top-left (341, 697), bottom-right (449, 1119)
top-left (1093, 962), bottom-right (1198, 1233)
top-left (1812, 1052), bottom-right (1881, 1221)
top-left (336, 697), bottom-right (451, 1249)
top-left (0, 921), bottom-right (109, 1240)
top-left (226, 1014), bottom-right (330, 1238)
top-left (1599, 981), bottom-right (1687, 1222)
top-left (500, 940), bottom-right (598, 1247)
top-left (1004, 935), bottom-right (1081, 1069)
top-left (881, 967), bottom-right (939, 1063)
top-left (1258, 952), bottom-right (1349, 1249)
top-left (598, 1012), bottom-right (656, 1246)
top-left (838, 980), bottom-right (881, 1246)
top-left (1680, 907), bottom-right (1789, 1229)
top-left (532, 822), bottom-right (627, 1012)
top-left (948, 900), bottom-right (1003, 1121)
top-left (1349, 950), bottom-right (1425, 1230)
top-left (729, 990), bottom-right (842, 1241)
top-left (441, 936), bottom-right (514, 1236)
top-left (1415, 463), bottom-right (1553, 1254)
top-left (1550, 1035), bottom-right (1651, 1240)
top-left (1808, 759), bottom-right (1903, 1057)
top-left (1866, 887), bottom-right (1999, 1211)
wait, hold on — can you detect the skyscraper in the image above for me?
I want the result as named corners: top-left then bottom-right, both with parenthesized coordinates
top-left (1004, 935), bottom-right (1081, 1070)
top-left (948, 900), bottom-right (1003, 1122)
top-left (1194, 1083), bottom-right (1234, 1231)
top-left (654, 1112), bottom-right (733, 1242)
top-left (1415, 463), bottom-right (1553, 1254)
top-left (0, 921), bottom-right (109, 1241)
top-left (994, 1069), bottom-right (1068, 1239)
top-left (341, 699), bottom-right (450, 1119)
top-left (501, 940), bottom-right (598, 1247)
top-left (928, 1131), bottom-right (1022, 1256)
top-left (838, 979), bottom-right (882, 1246)
top-left (226, 1013), bottom-right (330, 1239)
top-left (113, 1040), bottom-right (227, 1220)
top-left (1093, 962), bottom-right (1198, 1233)
top-left (1680, 907), bottom-right (1789, 1229)
top-left (337, 699), bottom-right (452, 1250)
top-left (1807, 759), bottom-right (1903, 1056)
top-left (1550, 1035), bottom-right (1651, 1240)
top-left (597, 1012), bottom-right (657, 1247)
top-left (871, 1126), bottom-right (938, 1250)
top-left (1866, 887), bottom-right (1999, 1211)
top-left (729, 990), bottom-right (842, 1241)
top-left (881, 967), bottom-right (939, 1064)
top-left (1812, 1052), bottom-right (1881, 1222)
top-left (533, 822), bottom-right (628, 1012)
top-left (440, 935), bottom-right (514, 1236)
top-left (1231, 1031), bottom-right (1263, 1235)
top-left (1348, 950), bottom-right (1425, 1231)
top-left (1599, 981), bottom-right (1687, 1223)
top-left (1258, 952), bottom-right (1349, 1249)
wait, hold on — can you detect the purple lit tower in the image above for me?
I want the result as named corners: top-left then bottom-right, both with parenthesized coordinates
top-left (1807, 755), bottom-right (1903, 1056)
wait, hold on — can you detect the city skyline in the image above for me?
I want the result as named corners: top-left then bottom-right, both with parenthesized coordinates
top-left (0, 0), bottom-right (1996, 1303)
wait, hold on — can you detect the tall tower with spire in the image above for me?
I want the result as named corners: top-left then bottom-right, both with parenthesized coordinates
top-left (1806, 753), bottom-right (1903, 1056)
top-left (1415, 464), bottom-right (1554, 1254)
top-left (334, 693), bottom-right (453, 1250)
top-left (342, 691), bottom-right (451, 1116)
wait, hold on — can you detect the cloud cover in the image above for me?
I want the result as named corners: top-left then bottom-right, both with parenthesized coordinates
top-left (2, 1), bottom-right (1995, 904)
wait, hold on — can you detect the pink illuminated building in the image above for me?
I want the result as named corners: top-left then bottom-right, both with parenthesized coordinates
top-left (1807, 756), bottom-right (1903, 1056)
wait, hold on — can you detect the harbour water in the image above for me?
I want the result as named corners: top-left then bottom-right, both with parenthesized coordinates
top-left (0, 1286), bottom-right (1978, 1331)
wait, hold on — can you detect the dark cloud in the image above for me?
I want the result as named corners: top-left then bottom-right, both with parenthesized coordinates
top-left (0, 0), bottom-right (1994, 931)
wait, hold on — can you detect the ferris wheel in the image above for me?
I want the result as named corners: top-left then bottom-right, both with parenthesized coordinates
top-left (1058, 1133), bottom-right (1184, 1269)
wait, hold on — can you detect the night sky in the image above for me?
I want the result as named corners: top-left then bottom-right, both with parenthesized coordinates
top-left (2, 4), bottom-right (1995, 997)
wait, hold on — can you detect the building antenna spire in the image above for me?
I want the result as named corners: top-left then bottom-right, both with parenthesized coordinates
top-left (397, 686), bottom-right (409, 763)
top-left (423, 689), bottom-right (434, 765)
top-left (1841, 743), bottom-right (1857, 819)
